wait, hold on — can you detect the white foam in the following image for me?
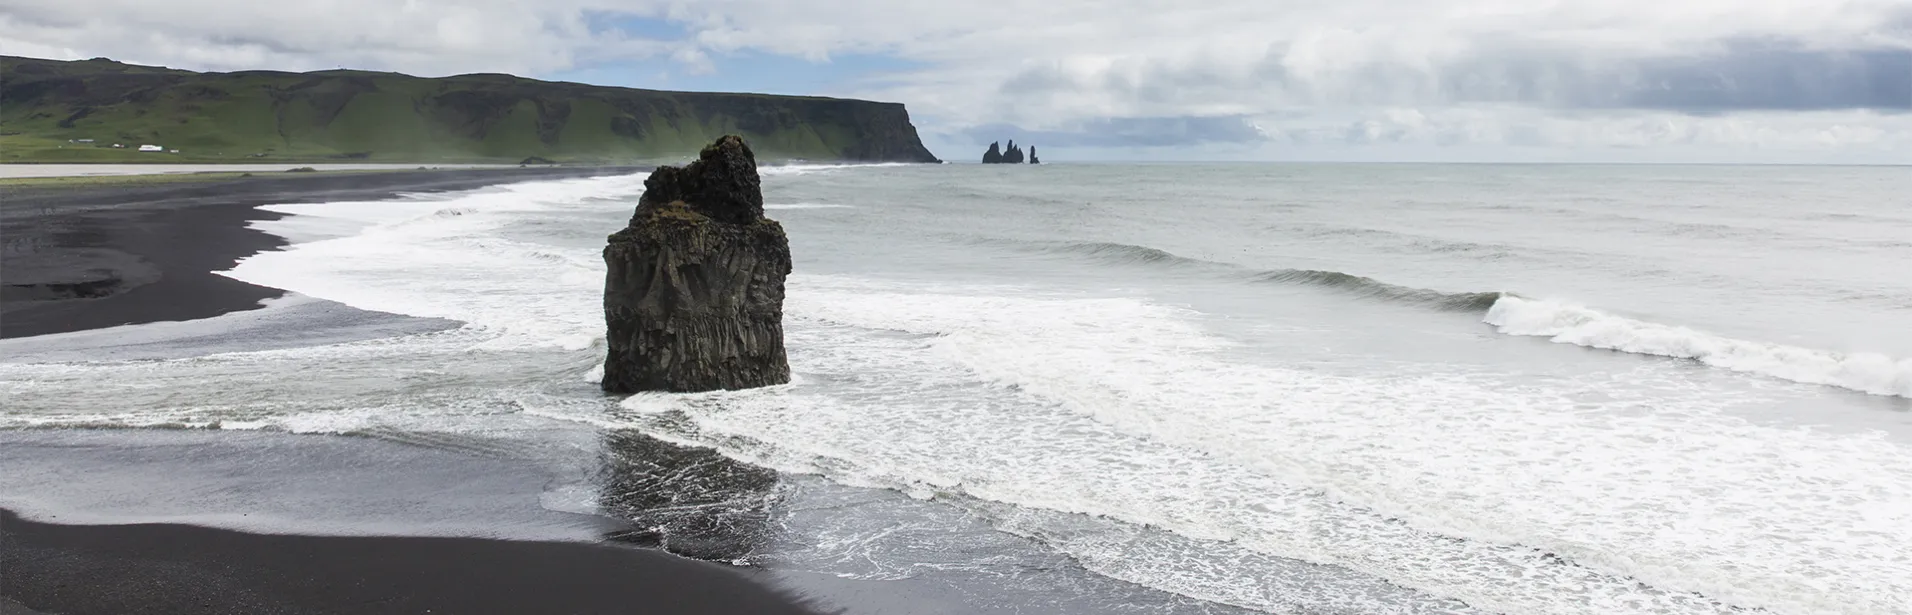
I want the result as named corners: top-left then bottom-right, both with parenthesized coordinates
top-left (1485, 295), bottom-right (1912, 398)
top-left (218, 173), bottom-right (645, 350)
top-left (591, 275), bottom-right (1912, 615)
top-left (758, 162), bottom-right (915, 176)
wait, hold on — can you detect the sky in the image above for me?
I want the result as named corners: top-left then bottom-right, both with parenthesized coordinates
top-left (3, 0), bottom-right (1909, 163)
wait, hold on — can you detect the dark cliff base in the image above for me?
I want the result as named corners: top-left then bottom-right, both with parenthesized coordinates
top-left (0, 508), bottom-right (822, 615)
top-left (0, 167), bottom-right (642, 338)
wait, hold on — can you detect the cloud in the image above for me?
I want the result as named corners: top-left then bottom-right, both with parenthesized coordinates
top-left (3, 0), bottom-right (1908, 160)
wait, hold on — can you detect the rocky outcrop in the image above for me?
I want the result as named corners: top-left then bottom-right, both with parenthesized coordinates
top-left (981, 139), bottom-right (1035, 164)
top-left (1029, 146), bottom-right (1040, 164)
top-left (601, 135), bottom-right (792, 394)
top-left (982, 142), bottom-right (1003, 164)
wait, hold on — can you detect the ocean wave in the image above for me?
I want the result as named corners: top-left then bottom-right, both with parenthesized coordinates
top-left (1044, 241), bottom-right (1194, 266)
top-left (1485, 295), bottom-right (1912, 399)
top-left (758, 162), bottom-right (917, 176)
top-left (1032, 241), bottom-right (1505, 312)
top-left (1250, 269), bottom-right (1504, 312)
top-left (1030, 240), bottom-right (1911, 398)
top-left (764, 203), bottom-right (855, 210)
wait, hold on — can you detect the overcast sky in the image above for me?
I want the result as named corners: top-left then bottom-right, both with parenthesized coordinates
top-left (4, 0), bottom-right (1909, 162)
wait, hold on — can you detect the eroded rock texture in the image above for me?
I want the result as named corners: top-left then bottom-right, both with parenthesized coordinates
top-left (602, 135), bottom-right (792, 393)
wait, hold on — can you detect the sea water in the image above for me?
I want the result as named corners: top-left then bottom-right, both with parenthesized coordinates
top-left (4, 163), bottom-right (1910, 614)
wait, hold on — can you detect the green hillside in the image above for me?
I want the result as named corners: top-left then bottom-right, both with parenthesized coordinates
top-left (0, 56), bottom-right (942, 164)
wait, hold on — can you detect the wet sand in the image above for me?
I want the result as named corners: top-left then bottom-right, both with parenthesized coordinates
top-left (1, 167), bottom-right (643, 338)
top-left (0, 430), bottom-right (829, 615)
top-left (1, 508), bottom-right (826, 615)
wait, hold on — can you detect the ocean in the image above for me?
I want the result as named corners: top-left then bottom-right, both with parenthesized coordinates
top-left (4, 163), bottom-right (1910, 614)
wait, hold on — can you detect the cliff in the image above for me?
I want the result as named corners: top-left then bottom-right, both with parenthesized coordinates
top-left (601, 135), bottom-right (792, 394)
top-left (0, 55), bottom-right (941, 164)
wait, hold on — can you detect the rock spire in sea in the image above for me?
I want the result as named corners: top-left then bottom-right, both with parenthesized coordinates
top-left (981, 139), bottom-right (1033, 164)
top-left (600, 135), bottom-right (792, 393)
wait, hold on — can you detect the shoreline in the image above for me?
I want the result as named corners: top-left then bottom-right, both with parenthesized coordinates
top-left (0, 171), bottom-right (832, 615)
top-left (1, 166), bottom-right (644, 339)
top-left (0, 430), bottom-right (828, 615)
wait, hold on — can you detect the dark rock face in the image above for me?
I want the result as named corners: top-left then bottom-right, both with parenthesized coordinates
top-left (982, 141), bottom-right (1003, 164)
top-left (602, 135), bottom-right (792, 394)
top-left (1029, 146), bottom-right (1040, 164)
top-left (981, 139), bottom-right (1035, 163)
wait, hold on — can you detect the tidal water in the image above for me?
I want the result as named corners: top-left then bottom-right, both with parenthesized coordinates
top-left (4, 163), bottom-right (1910, 614)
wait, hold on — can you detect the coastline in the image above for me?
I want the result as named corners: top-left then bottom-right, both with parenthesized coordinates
top-left (0, 165), bottom-right (1237, 615)
top-left (0, 431), bottom-right (825, 615)
top-left (0, 170), bottom-right (836, 615)
top-left (1, 166), bottom-right (644, 339)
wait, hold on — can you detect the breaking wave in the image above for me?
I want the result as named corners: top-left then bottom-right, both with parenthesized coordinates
top-left (1486, 295), bottom-right (1912, 399)
top-left (1249, 269), bottom-right (1504, 313)
top-left (1032, 241), bottom-right (1506, 312)
top-left (1028, 240), bottom-right (1911, 398)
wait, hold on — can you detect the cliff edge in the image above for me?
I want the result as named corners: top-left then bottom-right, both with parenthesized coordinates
top-left (0, 55), bottom-right (942, 164)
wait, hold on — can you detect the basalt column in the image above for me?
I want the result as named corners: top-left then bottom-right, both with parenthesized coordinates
top-left (601, 135), bottom-right (792, 393)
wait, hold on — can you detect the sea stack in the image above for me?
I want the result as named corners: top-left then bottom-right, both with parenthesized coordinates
top-left (981, 139), bottom-right (1035, 164)
top-left (601, 135), bottom-right (792, 393)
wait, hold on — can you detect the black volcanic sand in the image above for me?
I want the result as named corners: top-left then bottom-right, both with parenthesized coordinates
top-left (0, 167), bottom-right (644, 339)
top-left (0, 430), bottom-right (827, 615)
top-left (0, 509), bottom-right (825, 615)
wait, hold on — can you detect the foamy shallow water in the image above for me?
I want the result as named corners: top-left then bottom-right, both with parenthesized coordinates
top-left (5, 163), bottom-right (1911, 614)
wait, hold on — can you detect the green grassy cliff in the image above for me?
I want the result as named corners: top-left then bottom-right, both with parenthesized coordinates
top-left (0, 56), bottom-right (942, 164)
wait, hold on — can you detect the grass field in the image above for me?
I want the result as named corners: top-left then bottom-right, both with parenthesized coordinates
top-left (1, 56), bottom-right (942, 165)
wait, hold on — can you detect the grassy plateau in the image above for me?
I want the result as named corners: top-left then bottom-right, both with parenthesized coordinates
top-left (1, 56), bottom-right (941, 165)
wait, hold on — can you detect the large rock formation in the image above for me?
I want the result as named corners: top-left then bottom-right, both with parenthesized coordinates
top-left (1029, 146), bottom-right (1040, 164)
top-left (980, 139), bottom-right (1035, 164)
top-left (982, 142), bottom-right (1004, 164)
top-left (602, 135), bottom-right (792, 393)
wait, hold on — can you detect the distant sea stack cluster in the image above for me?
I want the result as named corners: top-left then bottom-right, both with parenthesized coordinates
top-left (982, 140), bottom-right (1039, 164)
top-left (601, 135), bottom-right (793, 394)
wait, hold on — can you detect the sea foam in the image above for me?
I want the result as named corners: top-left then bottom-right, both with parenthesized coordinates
top-left (1486, 295), bottom-right (1912, 398)
top-left (564, 274), bottom-right (1912, 615)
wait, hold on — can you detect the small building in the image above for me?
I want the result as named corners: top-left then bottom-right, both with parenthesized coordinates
top-left (112, 143), bottom-right (124, 148)
top-left (138, 144), bottom-right (162, 152)
top-left (169, 149), bottom-right (180, 154)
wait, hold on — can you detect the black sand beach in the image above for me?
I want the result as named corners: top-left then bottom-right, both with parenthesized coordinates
top-left (1, 509), bottom-right (827, 615)
top-left (0, 167), bottom-right (833, 615)
top-left (1, 167), bottom-right (642, 338)
top-left (0, 431), bottom-right (826, 615)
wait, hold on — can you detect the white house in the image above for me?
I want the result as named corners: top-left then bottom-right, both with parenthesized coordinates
top-left (138, 144), bottom-right (162, 152)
